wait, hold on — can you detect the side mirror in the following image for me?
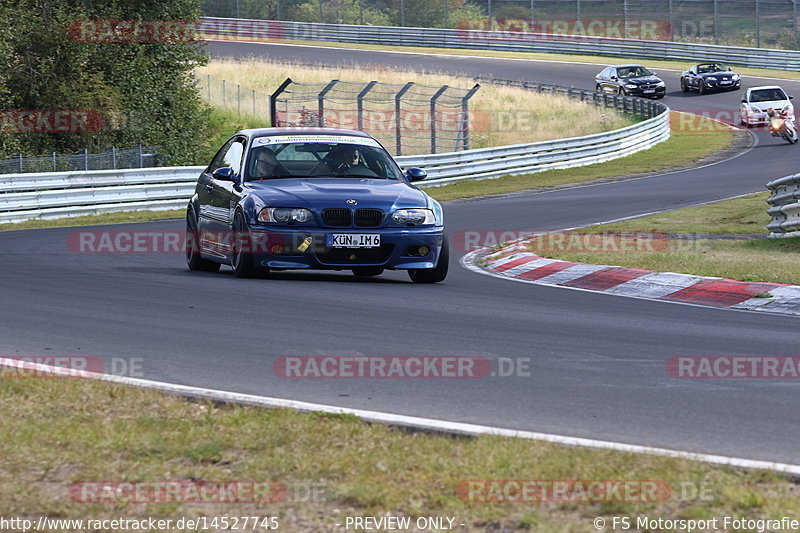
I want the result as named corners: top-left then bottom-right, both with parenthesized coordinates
top-left (727, 67), bottom-right (732, 71)
top-left (791, 95), bottom-right (795, 100)
top-left (212, 167), bottom-right (237, 181)
top-left (741, 98), bottom-right (747, 104)
top-left (610, 76), bottom-right (618, 81)
top-left (405, 168), bottom-right (427, 182)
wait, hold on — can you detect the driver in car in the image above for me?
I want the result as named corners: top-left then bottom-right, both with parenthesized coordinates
top-left (252, 148), bottom-right (289, 179)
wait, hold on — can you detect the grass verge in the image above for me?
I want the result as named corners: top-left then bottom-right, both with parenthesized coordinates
top-left (2, 375), bottom-right (798, 531)
top-left (530, 192), bottom-right (800, 285)
top-left (197, 58), bottom-right (634, 151)
top-left (426, 112), bottom-right (737, 202)
top-left (228, 37), bottom-right (800, 82)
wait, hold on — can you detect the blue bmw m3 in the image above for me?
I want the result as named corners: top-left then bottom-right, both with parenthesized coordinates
top-left (186, 128), bottom-right (448, 283)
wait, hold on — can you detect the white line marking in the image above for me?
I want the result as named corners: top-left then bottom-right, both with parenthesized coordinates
top-left (605, 271), bottom-right (704, 298)
top-left (2, 356), bottom-right (800, 474)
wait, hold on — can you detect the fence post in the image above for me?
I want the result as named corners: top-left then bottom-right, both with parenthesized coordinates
top-left (52, 152), bottom-right (56, 171)
top-left (222, 79), bottom-right (227, 109)
top-left (111, 146), bottom-right (117, 169)
top-left (318, 80), bottom-right (339, 127)
top-left (444, 0), bottom-right (448, 28)
top-left (623, 0), bottom-right (629, 39)
top-left (277, 0), bottom-right (282, 20)
top-left (755, 0), bottom-right (761, 48)
top-left (461, 83), bottom-right (481, 151)
top-left (270, 78), bottom-right (294, 126)
top-left (794, 0), bottom-right (798, 49)
top-left (357, 81), bottom-right (378, 131)
top-left (576, 0), bottom-right (580, 21)
top-left (359, 0), bottom-right (364, 25)
top-left (395, 82), bottom-right (415, 155)
top-left (252, 89), bottom-right (256, 117)
top-left (17, 154), bottom-right (22, 172)
top-left (237, 84), bottom-right (241, 115)
top-left (668, 0), bottom-right (674, 41)
top-left (137, 145), bottom-right (143, 168)
top-left (430, 85), bottom-right (449, 154)
top-left (207, 74), bottom-right (211, 101)
top-left (83, 148), bottom-right (88, 171)
top-left (400, 0), bottom-right (405, 26)
top-left (530, 0), bottom-right (534, 26)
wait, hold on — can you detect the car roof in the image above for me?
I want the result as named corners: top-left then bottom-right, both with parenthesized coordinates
top-left (238, 127), bottom-right (374, 140)
top-left (697, 61), bottom-right (725, 65)
top-left (749, 85), bottom-right (784, 91)
top-left (610, 64), bottom-right (647, 68)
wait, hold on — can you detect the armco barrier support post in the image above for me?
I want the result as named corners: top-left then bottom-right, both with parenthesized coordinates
top-left (395, 82), bottom-right (414, 155)
top-left (270, 78), bottom-right (293, 127)
top-left (111, 146), bottom-right (117, 170)
top-left (430, 85), bottom-right (449, 154)
top-left (317, 80), bottom-right (339, 127)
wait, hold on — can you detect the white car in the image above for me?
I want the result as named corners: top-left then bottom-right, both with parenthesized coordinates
top-left (740, 86), bottom-right (794, 127)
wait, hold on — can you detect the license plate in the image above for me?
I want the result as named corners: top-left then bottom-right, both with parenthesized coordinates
top-left (327, 234), bottom-right (381, 248)
top-left (721, 80), bottom-right (732, 84)
top-left (643, 89), bottom-right (656, 94)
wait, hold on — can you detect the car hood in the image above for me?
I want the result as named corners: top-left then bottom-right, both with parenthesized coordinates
top-left (625, 76), bottom-right (662, 85)
top-left (746, 99), bottom-right (793, 112)
top-left (245, 177), bottom-right (429, 210)
top-left (699, 72), bottom-right (735, 79)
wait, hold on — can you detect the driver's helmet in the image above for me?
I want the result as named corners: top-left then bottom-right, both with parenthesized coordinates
top-left (767, 108), bottom-right (777, 118)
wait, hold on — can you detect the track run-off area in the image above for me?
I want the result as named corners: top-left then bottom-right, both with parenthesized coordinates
top-left (3, 41), bottom-right (800, 465)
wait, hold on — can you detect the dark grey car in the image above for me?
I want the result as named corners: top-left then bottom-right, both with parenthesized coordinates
top-left (595, 65), bottom-right (666, 99)
top-left (680, 62), bottom-right (742, 94)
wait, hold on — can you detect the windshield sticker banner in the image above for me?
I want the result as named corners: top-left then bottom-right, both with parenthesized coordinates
top-left (253, 135), bottom-right (381, 147)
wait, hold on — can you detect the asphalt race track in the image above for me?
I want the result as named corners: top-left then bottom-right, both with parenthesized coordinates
top-left (3, 42), bottom-right (800, 464)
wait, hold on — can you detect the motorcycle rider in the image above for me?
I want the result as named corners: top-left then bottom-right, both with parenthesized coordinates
top-left (766, 107), bottom-right (798, 142)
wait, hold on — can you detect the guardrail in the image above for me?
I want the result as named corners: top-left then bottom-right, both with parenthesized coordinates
top-left (0, 80), bottom-right (669, 224)
top-left (766, 174), bottom-right (800, 237)
top-left (200, 17), bottom-right (800, 72)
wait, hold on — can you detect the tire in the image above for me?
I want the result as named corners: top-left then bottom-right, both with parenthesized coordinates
top-left (231, 210), bottom-right (264, 278)
top-left (408, 237), bottom-right (448, 284)
top-left (680, 78), bottom-right (689, 92)
top-left (595, 84), bottom-right (602, 93)
top-left (352, 267), bottom-right (384, 277)
top-left (698, 82), bottom-right (706, 95)
top-left (186, 206), bottom-right (220, 273)
top-left (617, 87), bottom-right (626, 96)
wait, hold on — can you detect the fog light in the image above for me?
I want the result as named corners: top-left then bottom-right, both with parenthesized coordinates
top-left (270, 244), bottom-right (283, 254)
top-left (418, 246), bottom-right (430, 256)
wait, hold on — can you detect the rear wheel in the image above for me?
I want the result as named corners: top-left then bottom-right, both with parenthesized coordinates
top-left (231, 210), bottom-right (264, 278)
top-left (408, 237), bottom-right (448, 284)
top-left (186, 206), bottom-right (220, 272)
top-left (352, 267), bottom-right (384, 277)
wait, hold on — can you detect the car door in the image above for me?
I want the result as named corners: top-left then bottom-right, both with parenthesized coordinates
top-left (604, 68), bottom-right (617, 92)
top-left (198, 137), bottom-right (246, 251)
top-left (596, 67), bottom-right (609, 91)
top-left (689, 66), bottom-right (700, 88)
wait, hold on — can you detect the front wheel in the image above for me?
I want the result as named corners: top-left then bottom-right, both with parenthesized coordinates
top-left (680, 78), bottom-right (689, 92)
top-left (408, 237), bottom-right (449, 284)
top-left (231, 210), bottom-right (265, 278)
top-left (698, 82), bottom-right (706, 95)
top-left (186, 206), bottom-right (220, 272)
top-left (617, 87), bottom-right (626, 96)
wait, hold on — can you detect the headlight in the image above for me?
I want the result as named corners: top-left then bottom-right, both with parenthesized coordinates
top-left (749, 106), bottom-right (762, 113)
top-left (732, 74), bottom-right (740, 80)
top-left (624, 84), bottom-right (637, 89)
top-left (391, 208), bottom-right (436, 225)
top-left (258, 207), bottom-right (314, 224)
top-left (656, 81), bottom-right (666, 87)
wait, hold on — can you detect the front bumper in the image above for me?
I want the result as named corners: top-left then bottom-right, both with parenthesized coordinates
top-left (248, 226), bottom-right (445, 270)
top-left (626, 86), bottom-right (666, 98)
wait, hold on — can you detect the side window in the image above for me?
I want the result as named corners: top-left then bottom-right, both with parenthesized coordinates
top-left (601, 68), bottom-right (610, 78)
top-left (221, 139), bottom-right (246, 175)
top-left (207, 139), bottom-right (234, 173)
top-left (609, 68), bottom-right (617, 79)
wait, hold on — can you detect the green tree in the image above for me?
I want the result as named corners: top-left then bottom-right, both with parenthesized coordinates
top-left (0, 0), bottom-right (210, 164)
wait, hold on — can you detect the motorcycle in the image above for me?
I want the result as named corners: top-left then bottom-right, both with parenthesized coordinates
top-left (768, 107), bottom-right (799, 144)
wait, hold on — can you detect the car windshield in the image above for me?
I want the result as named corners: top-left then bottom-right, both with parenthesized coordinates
top-left (245, 136), bottom-right (404, 181)
top-left (616, 66), bottom-right (652, 79)
top-left (697, 63), bottom-right (726, 73)
top-left (750, 88), bottom-right (789, 102)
